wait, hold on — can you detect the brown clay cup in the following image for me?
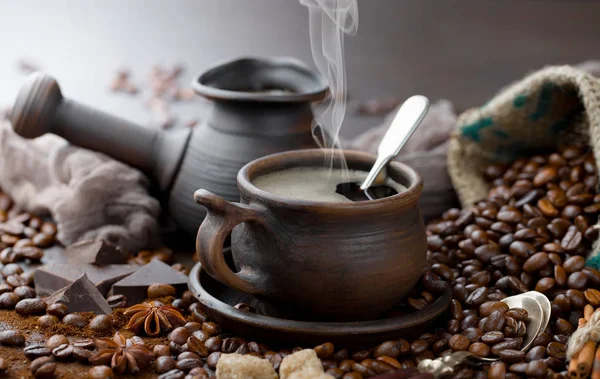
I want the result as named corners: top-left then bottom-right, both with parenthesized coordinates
top-left (195, 149), bottom-right (427, 321)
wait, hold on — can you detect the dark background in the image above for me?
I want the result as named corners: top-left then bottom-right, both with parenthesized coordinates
top-left (0, 0), bottom-right (598, 138)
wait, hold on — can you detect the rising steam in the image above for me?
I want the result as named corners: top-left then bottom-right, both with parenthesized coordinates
top-left (299, 0), bottom-right (358, 172)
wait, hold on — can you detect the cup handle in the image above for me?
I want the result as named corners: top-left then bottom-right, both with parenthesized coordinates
top-left (194, 189), bottom-right (262, 295)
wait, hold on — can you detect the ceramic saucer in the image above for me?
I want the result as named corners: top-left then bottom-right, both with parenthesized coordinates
top-left (188, 261), bottom-right (451, 348)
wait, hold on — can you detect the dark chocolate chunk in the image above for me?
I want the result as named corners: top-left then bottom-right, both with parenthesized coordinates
top-left (34, 263), bottom-right (138, 297)
top-left (45, 274), bottom-right (112, 314)
top-left (111, 260), bottom-right (188, 305)
top-left (64, 239), bottom-right (129, 265)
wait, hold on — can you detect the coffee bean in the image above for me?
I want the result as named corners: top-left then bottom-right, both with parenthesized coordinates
top-left (567, 289), bottom-right (587, 308)
top-left (526, 346), bottom-right (546, 361)
top-left (462, 327), bottom-right (483, 343)
top-left (13, 285), bottom-right (35, 299)
top-left (0, 357), bottom-right (7, 373)
top-left (484, 311), bottom-right (506, 332)
top-left (89, 315), bottom-right (112, 334)
top-left (474, 244), bottom-right (500, 263)
top-left (554, 318), bottom-right (575, 335)
top-left (538, 198), bottom-right (559, 217)
top-left (546, 342), bottom-right (566, 359)
top-left (506, 276), bottom-right (528, 294)
top-left (585, 288), bottom-right (600, 306)
top-left (63, 314), bottom-right (87, 328)
top-left (505, 308), bottom-right (528, 322)
top-left (499, 349), bottom-right (526, 363)
top-left (15, 298), bottom-right (47, 315)
top-left (0, 330), bottom-right (25, 346)
top-left (158, 369), bottom-right (186, 379)
top-left (554, 265), bottom-right (567, 287)
top-left (40, 222), bottom-right (57, 235)
top-left (534, 277), bottom-right (555, 293)
top-left (106, 294), bottom-right (127, 308)
top-left (30, 356), bottom-right (56, 379)
top-left (489, 361), bottom-right (506, 379)
top-left (206, 351), bottom-right (222, 370)
top-left (532, 332), bottom-right (551, 347)
top-left (176, 358), bottom-right (202, 371)
top-left (526, 360), bottom-right (548, 377)
top-left (24, 344), bottom-right (52, 360)
top-left (561, 226), bottom-right (582, 252)
top-left (87, 366), bottom-right (114, 379)
top-left (148, 283), bottom-right (177, 299)
top-left (186, 336), bottom-right (208, 357)
top-left (508, 362), bottom-right (529, 374)
top-left (448, 334), bottom-right (470, 351)
top-left (465, 287), bottom-right (488, 306)
top-left (73, 347), bottom-right (93, 363)
top-left (523, 252), bottom-right (549, 273)
top-left (204, 336), bottom-right (222, 354)
top-left (52, 343), bottom-right (74, 360)
top-left (46, 303), bottom-right (68, 318)
top-left (563, 255), bottom-right (585, 273)
top-left (32, 233), bottom-right (53, 248)
top-left (481, 331), bottom-right (504, 344)
top-left (372, 341), bottom-right (399, 359)
top-left (567, 271), bottom-right (588, 289)
top-left (47, 335), bottom-right (69, 350)
top-left (202, 321), bottom-right (220, 336)
top-left (169, 327), bottom-right (191, 345)
top-left (156, 356), bottom-right (176, 374)
top-left (0, 292), bottom-right (19, 309)
top-left (467, 342), bottom-right (490, 357)
top-left (491, 338), bottom-right (522, 356)
top-left (38, 315), bottom-right (59, 328)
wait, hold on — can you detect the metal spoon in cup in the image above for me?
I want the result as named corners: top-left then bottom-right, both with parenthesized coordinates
top-left (336, 95), bottom-right (430, 201)
top-left (417, 291), bottom-right (551, 378)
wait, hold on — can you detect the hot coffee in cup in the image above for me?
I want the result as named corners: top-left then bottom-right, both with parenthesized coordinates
top-left (253, 167), bottom-right (406, 202)
top-left (195, 149), bottom-right (426, 321)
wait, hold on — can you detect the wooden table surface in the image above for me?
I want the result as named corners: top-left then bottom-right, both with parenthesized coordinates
top-left (0, 0), bottom-right (599, 139)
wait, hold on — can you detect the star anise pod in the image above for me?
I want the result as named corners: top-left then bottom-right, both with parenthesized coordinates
top-left (89, 332), bottom-right (153, 374)
top-left (124, 300), bottom-right (186, 336)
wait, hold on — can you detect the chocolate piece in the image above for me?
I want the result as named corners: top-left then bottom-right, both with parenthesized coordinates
top-left (64, 239), bottom-right (129, 265)
top-left (45, 274), bottom-right (112, 314)
top-left (35, 263), bottom-right (138, 297)
top-left (111, 260), bottom-right (188, 305)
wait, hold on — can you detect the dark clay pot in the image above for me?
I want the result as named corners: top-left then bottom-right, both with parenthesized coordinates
top-left (10, 57), bottom-right (328, 236)
top-left (169, 57), bottom-right (329, 234)
top-left (195, 149), bottom-right (427, 321)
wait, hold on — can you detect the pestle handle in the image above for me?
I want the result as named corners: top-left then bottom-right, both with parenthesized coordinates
top-left (10, 72), bottom-right (157, 174)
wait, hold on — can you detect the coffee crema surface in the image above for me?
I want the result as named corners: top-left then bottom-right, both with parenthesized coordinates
top-left (252, 167), bottom-right (406, 202)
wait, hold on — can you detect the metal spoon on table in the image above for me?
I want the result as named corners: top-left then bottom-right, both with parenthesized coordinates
top-left (336, 95), bottom-right (430, 201)
top-left (417, 291), bottom-right (551, 378)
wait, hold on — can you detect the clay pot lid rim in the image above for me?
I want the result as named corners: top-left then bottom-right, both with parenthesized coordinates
top-left (237, 149), bottom-right (423, 212)
top-left (188, 262), bottom-right (452, 334)
top-left (192, 56), bottom-right (329, 103)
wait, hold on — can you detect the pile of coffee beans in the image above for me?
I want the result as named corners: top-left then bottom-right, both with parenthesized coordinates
top-left (415, 145), bottom-right (600, 378)
top-left (6, 146), bottom-right (600, 379)
top-left (0, 195), bottom-right (57, 265)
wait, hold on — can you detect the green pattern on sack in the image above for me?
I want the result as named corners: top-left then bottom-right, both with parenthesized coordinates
top-left (513, 94), bottom-right (527, 108)
top-left (492, 129), bottom-right (509, 139)
top-left (586, 252), bottom-right (600, 270)
top-left (530, 82), bottom-right (556, 122)
top-left (461, 117), bottom-right (494, 142)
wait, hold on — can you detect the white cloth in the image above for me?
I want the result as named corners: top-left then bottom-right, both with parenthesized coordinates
top-left (0, 122), bottom-right (161, 252)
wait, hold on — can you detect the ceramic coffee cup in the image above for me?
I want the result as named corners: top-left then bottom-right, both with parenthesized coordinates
top-left (195, 149), bottom-right (426, 321)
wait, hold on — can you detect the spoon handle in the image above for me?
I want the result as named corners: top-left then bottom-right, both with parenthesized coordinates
top-left (417, 351), bottom-right (474, 378)
top-left (360, 95), bottom-right (429, 190)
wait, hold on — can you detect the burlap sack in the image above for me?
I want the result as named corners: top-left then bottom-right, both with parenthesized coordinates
top-left (448, 64), bottom-right (600, 362)
top-left (448, 65), bottom-right (599, 207)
